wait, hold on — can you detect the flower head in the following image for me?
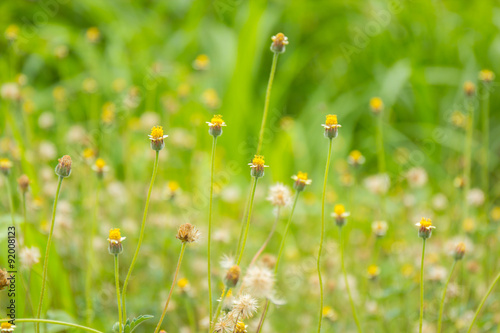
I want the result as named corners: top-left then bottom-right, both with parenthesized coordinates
top-left (415, 217), bottom-right (435, 239)
top-left (479, 69), bottom-right (495, 84)
top-left (243, 265), bottom-right (275, 299)
top-left (0, 158), bottom-right (13, 176)
top-left (17, 174), bottom-right (30, 193)
top-left (367, 264), bottom-right (380, 280)
top-left (0, 323), bottom-right (16, 332)
top-left (322, 114), bottom-right (341, 139)
top-left (270, 33), bottom-right (289, 53)
top-left (234, 321), bottom-right (247, 333)
top-left (332, 204), bottom-right (350, 227)
top-left (248, 155), bottom-right (268, 178)
top-left (371, 221), bottom-right (388, 237)
top-left (0, 268), bottom-right (10, 291)
top-left (92, 158), bottom-right (109, 178)
top-left (107, 228), bottom-right (126, 255)
top-left (225, 265), bottom-right (241, 288)
top-left (454, 242), bottom-right (466, 261)
top-left (86, 27), bottom-right (100, 43)
top-left (291, 171), bottom-right (312, 192)
top-left (176, 223), bottom-right (200, 243)
top-left (55, 155), bottom-right (72, 178)
top-left (193, 54), bottom-right (210, 70)
top-left (369, 97), bottom-right (384, 114)
top-left (213, 316), bottom-right (233, 333)
top-left (266, 183), bottom-right (291, 207)
top-left (20, 246), bottom-right (41, 268)
top-left (177, 277), bottom-right (190, 293)
top-left (5, 24), bottom-right (19, 41)
top-left (231, 294), bottom-right (258, 319)
top-left (148, 126), bottom-right (168, 151)
top-left (1, 83), bottom-right (20, 101)
top-left (207, 114), bottom-right (226, 137)
top-left (463, 81), bottom-right (476, 97)
top-left (347, 150), bottom-right (365, 167)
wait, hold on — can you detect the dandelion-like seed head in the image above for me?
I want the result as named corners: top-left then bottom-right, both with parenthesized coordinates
top-left (348, 150), bottom-right (366, 166)
top-left (148, 125), bottom-right (168, 151)
top-left (454, 242), bottom-right (466, 260)
top-left (479, 69), bottom-right (495, 83)
top-left (322, 114), bottom-right (341, 139)
top-left (415, 217), bottom-right (435, 239)
top-left (213, 315), bottom-right (232, 333)
top-left (248, 155), bottom-right (268, 178)
top-left (0, 268), bottom-right (10, 291)
top-left (176, 223), bottom-right (200, 243)
top-left (225, 265), bottom-right (241, 288)
top-left (291, 171), bottom-right (312, 192)
top-left (243, 265), bottom-right (275, 299)
top-left (0, 322), bottom-right (16, 332)
top-left (107, 228), bottom-right (126, 255)
top-left (270, 32), bottom-right (289, 54)
top-left (55, 155), bottom-right (72, 178)
top-left (267, 183), bottom-right (292, 207)
top-left (332, 204), bottom-right (350, 227)
top-left (463, 81), bottom-right (476, 97)
top-left (0, 158), bottom-right (13, 176)
top-left (207, 114), bottom-right (226, 137)
top-left (370, 97), bottom-right (384, 114)
top-left (231, 294), bottom-right (258, 319)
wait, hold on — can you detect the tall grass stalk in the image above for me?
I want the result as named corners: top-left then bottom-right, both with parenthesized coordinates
top-left (463, 100), bottom-right (474, 222)
top-left (122, 151), bottom-right (159, 320)
top-left (317, 138), bottom-right (333, 333)
top-left (207, 136), bottom-right (217, 321)
top-left (340, 226), bottom-right (362, 333)
top-left (376, 114), bottom-right (386, 173)
top-left (86, 180), bottom-right (101, 325)
top-left (467, 271), bottom-right (500, 333)
top-left (236, 177), bottom-right (258, 265)
top-left (419, 239), bottom-right (426, 333)
top-left (437, 260), bottom-right (457, 333)
top-left (154, 243), bottom-right (187, 333)
top-left (249, 207), bottom-right (281, 267)
top-left (36, 176), bottom-right (64, 333)
top-left (114, 255), bottom-right (123, 332)
top-left (481, 87), bottom-right (490, 217)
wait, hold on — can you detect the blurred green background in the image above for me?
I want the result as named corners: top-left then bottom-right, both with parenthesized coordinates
top-left (1, 0), bottom-right (500, 332)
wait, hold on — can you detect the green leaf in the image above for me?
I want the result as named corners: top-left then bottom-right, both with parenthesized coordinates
top-left (129, 315), bottom-right (154, 332)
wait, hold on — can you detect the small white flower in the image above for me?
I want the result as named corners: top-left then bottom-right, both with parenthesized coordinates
top-left (364, 173), bottom-right (390, 195)
top-left (406, 167), bottom-right (428, 188)
top-left (371, 221), bottom-right (388, 237)
top-left (266, 183), bottom-right (292, 207)
top-left (467, 188), bottom-right (485, 207)
top-left (243, 266), bottom-right (275, 298)
top-left (20, 246), bottom-right (41, 268)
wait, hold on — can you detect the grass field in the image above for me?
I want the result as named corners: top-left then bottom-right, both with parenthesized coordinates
top-left (1, 0), bottom-right (500, 332)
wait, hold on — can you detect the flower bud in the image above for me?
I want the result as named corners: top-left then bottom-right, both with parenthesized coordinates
top-left (148, 126), bottom-right (168, 151)
top-left (463, 81), bottom-right (476, 97)
top-left (479, 69), bottom-right (494, 84)
top-left (322, 115), bottom-right (341, 139)
top-left (291, 171), bottom-right (312, 192)
top-left (176, 223), bottom-right (201, 243)
top-left (454, 242), bottom-right (466, 260)
top-left (270, 33), bottom-right (289, 54)
top-left (225, 265), bottom-right (241, 288)
top-left (207, 114), bottom-right (226, 138)
top-left (108, 228), bottom-right (125, 255)
top-left (55, 155), bottom-right (72, 178)
top-left (248, 155), bottom-right (268, 178)
top-left (17, 174), bottom-right (30, 193)
top-left (0, 268), bottom-right (10, 291)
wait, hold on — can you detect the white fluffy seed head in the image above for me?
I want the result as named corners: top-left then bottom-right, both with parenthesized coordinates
top-left (243, 266), bottom-right (275, 298)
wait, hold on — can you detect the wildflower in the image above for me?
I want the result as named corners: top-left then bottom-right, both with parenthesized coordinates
top-left (83, 148), bottom-right (96, 162)
top-left (332, 204), bottom-right (350, 227)
top-left (463, 81), bottom-right (476, 97)
top-left (177, 277), bottom-right (189, 292)
top-left (0, 323), bottom-right (16, 332)
top-left (453, 176), bottom-right (464, 189)
top-left (54, 45), bottom-right (69, 59)
top-left (148, 126), bottom-right (168, 151)
top-left (347, 150), bottom-right (366, 167)
top-left (322, 114), bottom-right (341, 139)
top-left (0, 158), bottom-right (13, 176)
top-left (260, 254), bottom-right (277, 269)
top-left (224, 265), bottom-right (241, 288)
top-left (20, 247), bottom-right (41, 268)
top-left (369, 97), bottom-right (384, 114)
top-left (428, 266), bottom-right (447, 282)
top-left (364, 173), bottom-right (390, 195)
top-left (176, 223), bottom-right (200, 243)
top-left (243, 266), bottom-right (275, 298)
top-left (371, 221), bottom-right (388, 237)
top-left (92, 158), bottom-right (109, 178)
top-left (213, 316), bottom-right (232, 333)
top-left (454, 242), bottom-right (466, 261)
top-left (367, 265), bottom-right (380, 280)
top-left (491, 206), bottom-right (500, 221)
top-left (248, 155), bottom-right (268, 178)
top-left (82, 78), bottom-right (98, 94)
top-left (463, 218), bottom-right (475, 233)
top-left (86, 27), bottom-right (100, 43)
top-left (406, 167), bottom-right (428, 188)
top-left (231, 294), bottom-right (258, 319)
top-left (267, 183), bottom-right (291, 207)
top-left (291, 171), bottom-right (312, 192)
top-left (432, 193), bottom-right (448, 211)
top-left (0, 268), bottom-right (10, 290)
top-left (107, 228), bottom-right (126, 255)
top-left (1, 83), bottom-right (20, 101)
top-left (234, 321), bottom-right (247, 333)
top-left (207, 114), bottom-right (226, 138)
top-left (165, 181), bottom-right (180, 200)
top-left (270, 32), bottom-right (289, 53)
top-left (17, 174), bottom-right (30, 193)
top-left (415, 218), bottom-right (435, 239)
top-left (466, 188), bottom-right (485, 207)
top-left (193, 54), bottom-right (210, 70)
top-left (55, 155), bottom-right (72, 178)
top-left (202, 88), bottom-right (220, 109)
top-left (479, 69), bottom-right (494, 84)
top-left (322, 306), bottom-right (337, 321)
top-left (101, 102), bottom-right (116, 124)
top-left (5, 24), bottom-right (19, 41)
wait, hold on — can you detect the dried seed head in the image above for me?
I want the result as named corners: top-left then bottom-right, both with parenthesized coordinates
top-left (224, 265), bottom-right (241, 288)
top-left (0, 268), bottom-right (10, 291)
top-left (243, 266), bottom-right (275, 298)
top-left (371, 221), bottom-right (388, 237)
top-left (17, 174), bottom-right (30, 193)
top-left (176, 223), bottom-right (200, 243)
top-left (231, 294), bottom-right (258, 319)
top-left (267, 183), bottom-right (291, 207)
top-left (55, 155), bottom-right (72, 178)
top-left (270, 32), bottom-right (289, 54)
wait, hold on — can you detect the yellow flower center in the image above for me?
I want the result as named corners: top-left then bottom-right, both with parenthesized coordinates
top-left (0, 158), bottom-right (12, 169)
top-left (210, 114), bottom-right (224, 126)
top-left (108, 228), bottom-right (122, 241)
top-left (420, 218), bottom-right (432, 228)
top-left (177, 277), bottom-right (189, 289)
top-left (349, 150), bottom-right (362, 161)
top-left (456, 242), bottom-right (466, 253)
top-left (322, 306), bottom-right (332, 317)
top-left (95, 158), bottom-right (106, 169)
top-left (296, 171), bottom-right (308, 182)
top-left (150, 126), bottom-right (164, 140)
top-left (168, 181), bottom-right (180, 192)
top-left (252, 155), bottom-right (265, 166)
top-left (334, 204), bottom-right (345, 215)
top-left (370, 97), bottom-right (383, 111)
top-left (1, 323), bottom-right (12, 329)
top-left (325, 115), bottom-right (338, 126)
top-left (367, 264), bottom-right (379, 276)
top-left (479, 69), bottom-right (494, 82)
top-left (83, 148), bottom-right (95, 159)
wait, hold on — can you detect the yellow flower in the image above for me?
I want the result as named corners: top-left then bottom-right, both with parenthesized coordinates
top-left (148, 126), bottom-right (168, 151)
top-left (271, 32), bottom-right (289, 53)
top-left (0, 322), bottom-right (16, 332)
top-left (0, 158), bottom-right (13, 175)
top-left (193, 54), bottom-right (210, 70)
top-left (415, 217), bottom-right (435, 239)
top-left (491, 206), bottom-right (500, 221)
top-left (86, 27), bottom-right (100, 43)
top-left (463, 81), bottom-right (476, 97)
top-left (332, 204), bottom-right (350, 227)
top-left (367, 264), bottom-right (380, 279)
top-left (108, 228), bottom-right (126, 255)
top-left (322, 114), bottom-right (341, 139)
top-left (234, 321), bottom-right (247, 333)
top-left (83, 148), bottom-right (96, 161)
top-left (101, 102), bottom-right (116, 124)
top-left (92, 158), bottom-right (109, 177)
top-left (369, 97), bottom-right (384, 113)
top-left (177, 277), bottom-right (189, 289)
top-left (479, 69), bottom-right (495, 83)
top-left (207, 114), bottom-right (226, 137)
top-left (348, 150), bottom-right (365, 166)
top-left (248, 155), bottom-right (268, 178)
top-left (5, 24), bottom-right (19, 41)
top-left (202, 88), bottom-right (220, 109)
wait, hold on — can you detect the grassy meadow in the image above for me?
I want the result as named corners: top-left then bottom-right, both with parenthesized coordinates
top-left (1, 0), bottom-right (500, 332)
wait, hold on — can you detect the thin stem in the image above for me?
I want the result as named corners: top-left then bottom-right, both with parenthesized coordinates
top-left (232, 313), bottom-right (241, 332)
top-left (437, 260), bottom-right (458, 333)
top-left (114, 255), bottom-right (123, 332)
top-left (22, 191), bottom-right (27, 244)
top-left (1, 318), bottom-right (103, 333)
top-left (481, 88), bottom-right (490, 218)
top-left (154, 243), bottom-right (187, 333)
top-left (419, 239), bottom-right (427, 333)
top-left (236, 177), bottom-right (259, 265)
top-left (5, 174), bottom-right (17, 234)
top-left (208, 136), bottom-right (217, 322)
top-left (211, 287), bottom-right (228, 330)
top-left (340, 227), bottom-right (363, 333)
top-left (467, 271), bottom-right (500, 333)
top-left (376, 115), bottom-right (386, 173)
top-left (249, 207), bottom-right (281, 267)
top-left (256, 52), bottom-right (279, 155)
top-left (122, 151), bottom-right (159, 321)
top-left (86, 180), bottom-right (101, 325)
top-left (36, 176), bottom-right (63, 333)
top-left (317, 138), bottom-right (333, 333)
top-left (256, 300), bottom-right (270, 333)
top-left (236, 185), bottom-right (253, 257)
top-left (463, 100), bottom-right (474, 222)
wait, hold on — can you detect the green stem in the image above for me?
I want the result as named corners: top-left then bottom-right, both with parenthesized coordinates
top-left (86, 180), bottom-right (101, 325)
top-left (122, 151), bottom-right (159, 321)
top-left (114, 255), bottom-right (123, 332)
top-left (256, 52), bottom-right (279, 155)
top-left (376, 114), bottom-right (386, 173)
top-left (437, 260), bottom-right (457, 333)
top-left (249, 206), bottom-right (281, 267)
top-left (208, 136), bottom-right (217, 322)
top-left (481, 89), bottom-right (490, 219)
top-left (236, 177), bottom-right (258, 265)
top-left (1, 318), bottom-right (102, 333)
top-left (317, 138), bottom-right (333, 333)
top-left (236, 185), bottom-right (253, 257)
top-left (467, 271), bottom-right (500, 333)
top-left (154, 243), bottom-right (187, 333)
top-left (419, 238), bottom-right (426, 333)
top-left (340, 226), bottom-right (362, 332)
top-left (463, 100), bottom-right (474, 222)
top-left (36, 176), bottom-right (64, 333)
top-left (211, 287), bottom-right (228, 331)
top-left (5, 174), bottom-right (17, 231)
top-left (256, 299), bottom-right (270, 333)
top-left (22, 191), bottom-right (27, 244)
